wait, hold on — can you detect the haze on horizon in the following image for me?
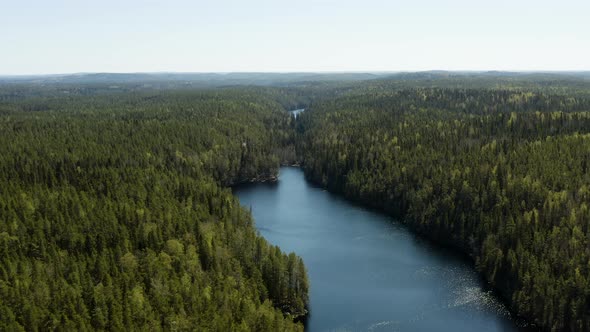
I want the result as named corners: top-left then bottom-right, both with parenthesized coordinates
top-left (1, 0), bottom-right (589, 75)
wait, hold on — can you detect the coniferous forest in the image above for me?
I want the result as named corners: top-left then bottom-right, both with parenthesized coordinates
top-left (1, 72), bottom-right (590, 331)
top-left (0, 88), bottom-right (307, 331)
top-left (296, 76), bottom-right (590, 331)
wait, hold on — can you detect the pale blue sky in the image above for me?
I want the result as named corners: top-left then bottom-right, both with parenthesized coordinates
top-left (1, 0), bottom-right (588, 75)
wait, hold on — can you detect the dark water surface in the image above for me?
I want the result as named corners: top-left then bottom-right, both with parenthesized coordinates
top-left (234, 167), bottom-right (524, 332)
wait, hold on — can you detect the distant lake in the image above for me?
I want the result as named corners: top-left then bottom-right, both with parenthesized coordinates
top-left (289, 108), bottom-right (305, 118)
top-left (234, 167), bottom-right (529, 332)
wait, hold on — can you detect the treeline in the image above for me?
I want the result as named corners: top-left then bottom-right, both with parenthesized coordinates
top-left (0, 90), bottom-right (308, 331)
top-left (296, 87), bottom-right (590, 331)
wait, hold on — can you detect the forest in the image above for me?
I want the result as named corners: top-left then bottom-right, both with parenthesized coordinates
top-left (296, 82), bottom-right (590, 331)
top-left (1, 72), bottom-right (590, 331)
top-left (0, 89), bottom-right (307, 331)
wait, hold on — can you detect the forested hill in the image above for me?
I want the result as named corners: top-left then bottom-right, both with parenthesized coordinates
top-left (296, 86), bottom-right (590, 331)
top-left (0, 90), bottom-right (308, 331)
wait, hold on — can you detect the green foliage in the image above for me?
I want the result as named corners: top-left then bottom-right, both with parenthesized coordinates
top-left (0, 89), bottom-right (308, 331)
top-left (4, 74), bottom-right (590, 331)
top-left (297, 87), bottom-right (590, 331)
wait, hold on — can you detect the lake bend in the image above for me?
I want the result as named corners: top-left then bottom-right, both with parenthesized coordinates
top-left (234, 167), bottom-right (529, 332)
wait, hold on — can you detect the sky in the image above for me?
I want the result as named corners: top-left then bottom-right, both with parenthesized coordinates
top-left (1, 0), bottom-right (589, 75)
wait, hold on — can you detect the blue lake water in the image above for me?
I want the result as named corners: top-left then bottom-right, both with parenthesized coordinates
top-left (234, 167), bottom-right (527, 332)
top-left (289, 108), bottom-right (305, 118)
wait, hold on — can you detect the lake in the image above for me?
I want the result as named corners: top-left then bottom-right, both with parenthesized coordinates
top-left (234, 167), bottom-right (527, 331)
top-left (289, 108), bottom-right (305, 118)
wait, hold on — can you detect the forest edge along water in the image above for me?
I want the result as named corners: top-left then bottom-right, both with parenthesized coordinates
top-left (234, 167), bottom-right (535, 331)
top-left (4, 75), bottom-right (590, 331)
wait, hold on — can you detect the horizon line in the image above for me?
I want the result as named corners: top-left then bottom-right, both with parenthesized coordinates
top-left (1, 69), bottom-right (590, 78)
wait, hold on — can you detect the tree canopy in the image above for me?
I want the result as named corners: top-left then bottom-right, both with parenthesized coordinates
top-left (297, 86), bottom-right (590, 331)
top-left (0, 89), bottom-right (308, 331)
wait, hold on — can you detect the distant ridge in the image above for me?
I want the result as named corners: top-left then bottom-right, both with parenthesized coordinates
top-left (0, 72), bottom-right (382, 85)
top-left (1, 71), bottom-right (588, 88)
top-left (383, 70), bottom-right (590, 79)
